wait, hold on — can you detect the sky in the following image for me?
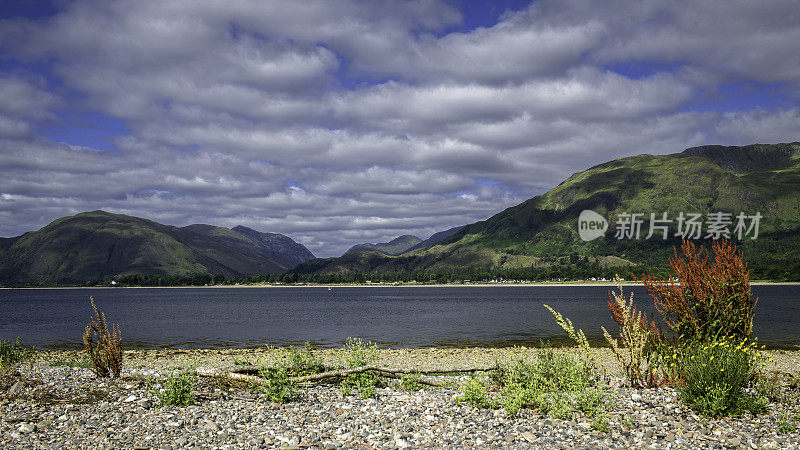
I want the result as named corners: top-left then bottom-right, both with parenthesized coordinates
top-left (1, 0), bottom-right (799, 257)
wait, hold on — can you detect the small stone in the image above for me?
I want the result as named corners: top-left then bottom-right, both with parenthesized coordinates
top-left (728, 437), bottom-right (742, 447)
top-left (395, 438), bottom-right (411, 448)
top-left (123, 395), bottom-right (137, 402)
top-left (176, 436), bottom-right (188, 446)
top-left (504, 434), bottom-right (515, 443)
top-left (521, 431), bottom-right (536, 443)
top-left (202, 420), bottom-right (221, 431)
top-left (631, 393), bottom-right (642, 402)
top-left (666, 433), bottom-right (675, 442)
top-left (18, 422), bottom-right (35, 434)
top-left (577, 422), bottom-right (591, 432)
top-left (9, 381), bottom-right (26, 396)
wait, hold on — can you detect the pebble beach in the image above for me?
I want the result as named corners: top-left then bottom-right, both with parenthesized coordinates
top-left (2, 347), bottom-right (800, 449)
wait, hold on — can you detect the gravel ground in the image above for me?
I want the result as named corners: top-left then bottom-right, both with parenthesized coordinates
top-left (2, 347), bottom-right (800, 449)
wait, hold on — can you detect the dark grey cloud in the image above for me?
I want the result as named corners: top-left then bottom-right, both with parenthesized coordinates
top-left (0, 0), bottom-right (798, 256)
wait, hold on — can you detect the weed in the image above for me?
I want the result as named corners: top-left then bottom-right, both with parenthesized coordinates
top-left (602, 278), bottom-right (652, 387)
top-left (493, 349), bottom-right (601, 419)
top-left (576, 387), bottom-right (606, 417)
top-left (288, 342), bottom-right (325, 375)
top-left (155, 369), bottom-right (195, 406)
top-left (642, 239), bottom-right (756, 344)
top-left (544, 304), bottom-right (592, 365)
top-left (455, 373), bottom-right (496, 409)
top-left (338, 338), bottom-right (380, 399)
top-left (401, 372), bottom-right (422, 391)
top-left (233, 358), bottom-right (252, 366)
top-left (257, 365), bottom-right (299, 403)
top-left (49, 358), bottom-right (92, 369)
top-left (777, 412), bottom-right (798, 434)
top-left (83, 297), bottom-right (123, 378)
top-left (0, 337), bottom-right (34, 370)
top-left (677, 338), bottom-right (765, 416)
top-left (591, 413), bottom-right (610, 432)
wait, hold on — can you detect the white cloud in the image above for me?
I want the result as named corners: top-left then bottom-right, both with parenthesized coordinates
top-left (0, 0), bottom-right (798, 257)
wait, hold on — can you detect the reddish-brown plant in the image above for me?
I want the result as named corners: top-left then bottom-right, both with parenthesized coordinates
top-left (83, 296), bottom-right (123, 378)
top-left (641, 239), bottom-right (757, 343)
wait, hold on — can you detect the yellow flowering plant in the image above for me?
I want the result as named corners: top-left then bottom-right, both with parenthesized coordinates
top-left (676, 337), bottom-right (767, 416)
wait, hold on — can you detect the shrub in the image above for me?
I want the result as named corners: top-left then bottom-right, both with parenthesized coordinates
top-left (602, 278), bottom-right (652, 387)
top-left (0, 337), bottom-right (34, 370)
top-left (455, 373), bottom-right (496, 409)
top-left (156, 369), bottom-right (195, 406)
top-left (82, 296), bottom-right (123, 378)
top-left (339, 337), bottom-right (381, 399)
top-left (288, 342), bottom-right (325, 375)
top-left (401, 372), bottom-right (422, 391)
top-left (676, 338), bottom-right (765, 416)
top-left (257, 365), bottom-right (299, 403)
top-left (493, 349), bottom-right (600, 418)
top-left (642, 239), bottom-right (757, 344)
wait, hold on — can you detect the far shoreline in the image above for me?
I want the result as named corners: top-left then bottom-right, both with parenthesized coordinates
top-left (3, 280), bottom-right (799, 289)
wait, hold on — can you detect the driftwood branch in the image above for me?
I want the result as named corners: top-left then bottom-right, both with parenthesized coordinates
top-left (196, 364), bottom-right (496, 387)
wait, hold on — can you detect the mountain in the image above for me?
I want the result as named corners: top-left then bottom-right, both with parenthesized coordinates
top-left (293, 142), bottom-right (800, 276)
top-left (345, 235), bottom-right (422, 256)
top-left (401, 226), bottom-right (464, 254)
top-left (0, 210), bottom-right (314, 286)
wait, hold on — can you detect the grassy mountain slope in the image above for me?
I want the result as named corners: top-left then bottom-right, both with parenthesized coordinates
top-left (0, 210), bottom-right (314, 285)
top-left (293, 142), bottom-right (800, 276)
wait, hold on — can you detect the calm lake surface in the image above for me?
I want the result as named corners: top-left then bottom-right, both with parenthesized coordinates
top-left (1, 285), bottom-right (798, 349)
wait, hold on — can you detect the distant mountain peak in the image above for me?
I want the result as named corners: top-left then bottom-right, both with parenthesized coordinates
top-left (345, 234), bottom-right (422, 256)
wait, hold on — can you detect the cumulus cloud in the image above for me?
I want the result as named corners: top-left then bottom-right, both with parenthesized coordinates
top-left (0, 0), bottom-right (798, 257)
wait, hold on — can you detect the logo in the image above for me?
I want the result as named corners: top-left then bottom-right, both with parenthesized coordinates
top-left (578, 210), bottom-right (608, 241)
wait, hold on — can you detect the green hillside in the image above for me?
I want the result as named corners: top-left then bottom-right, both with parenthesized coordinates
top-left (293, 142), bottom-right (800, 278)
top-left (0, 210), bottom-right (314, 286)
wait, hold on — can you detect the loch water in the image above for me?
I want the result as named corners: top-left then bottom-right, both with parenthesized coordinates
top-left (1, 285), bottom-right (797, 349)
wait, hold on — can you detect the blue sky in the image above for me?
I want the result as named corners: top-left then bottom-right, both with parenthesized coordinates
top-left (1, 0), bottom-right (799, 256)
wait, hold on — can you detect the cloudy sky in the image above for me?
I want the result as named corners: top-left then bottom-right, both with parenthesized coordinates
top-left (1, 0), bottom-right (799, 256)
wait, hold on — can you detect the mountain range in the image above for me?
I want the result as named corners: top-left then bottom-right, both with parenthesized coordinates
top-left (292, 142), bottom-right (800, 277)
top-left (0, 210), bottom-right (314, 286)
top-left (3, 142), bottom-right (799, 285)
top-left (344, 226), bottom-right (464, 256)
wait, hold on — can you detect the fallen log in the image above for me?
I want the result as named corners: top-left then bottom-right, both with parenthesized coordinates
top-left (196, 364), bottom-right (497, 387)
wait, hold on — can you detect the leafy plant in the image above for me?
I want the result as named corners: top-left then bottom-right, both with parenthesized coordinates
top-left (642, 239), bottom-right (757, 344)
top-left (778, 412), bottom-right (798, 434)
top-left (493, 349), bottom-right (600, 418)
top-left (82, 296), bottom-right (123, 378)
top-left (455, 373), bottom-right (497, 409)
top-left (591, 413), bottom-right (610, 432)
top-left (677, 338), bottom-right (765, 416)
top-left (49, 358), bottom-right (92, 369)
top-left (0, 337), bottom-right (34, 370)
top-left (602, 278), bottom-right (652, 387)
top-left (288, 342), bottom-right (325, 375)
top-left (257, 365), bottom-right (299, 403)
top-left (155, 369), bottom-right (195, 406)
top-left (233, 358), bottom-right (252, 366)
top-left (339, 337), bottom-right (381, 399)
top-left (401, 372), bottom-right (422, 391)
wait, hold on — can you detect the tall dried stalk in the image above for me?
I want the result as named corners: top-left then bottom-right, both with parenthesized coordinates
top-left (83, 296), bottom-right (123, 377)
top-left (602, 277), bottom-right (651, 387)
